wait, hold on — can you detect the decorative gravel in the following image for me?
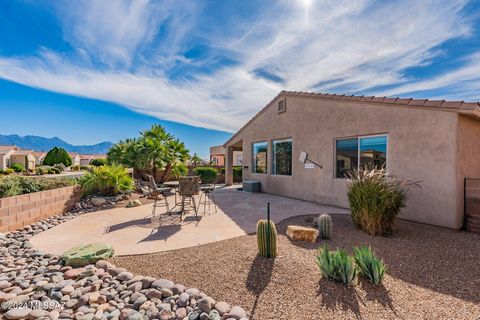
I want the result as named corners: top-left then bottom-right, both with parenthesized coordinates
top-left (112, 214), bottom-right (480, 320)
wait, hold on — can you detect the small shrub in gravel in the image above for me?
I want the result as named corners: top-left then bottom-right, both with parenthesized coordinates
top-left (354, 245), bottom-right (387, 285)
top-left (316, 244), bottom-right (357, 285)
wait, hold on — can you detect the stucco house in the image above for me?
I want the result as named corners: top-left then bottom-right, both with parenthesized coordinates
top-left (68, 152), bottom-right (81, 166)
top-left (32, 151), bottom-right (47, 165)
top-left (210, 145), bottom-right (243, 166)
top-left (224, 91), bottom-right (480, 230)
top-left (0, 145), bottom-right (20, 170)
top-left (10, 149), bottom-right (36, 171)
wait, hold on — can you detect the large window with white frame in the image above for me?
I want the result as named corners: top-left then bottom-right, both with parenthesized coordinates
top-left (335, 135), bottom-right (387, 178)
top-left (252, 141), bottom-right (268, 173)
top-left (272, 138), bottom-right (292, 175)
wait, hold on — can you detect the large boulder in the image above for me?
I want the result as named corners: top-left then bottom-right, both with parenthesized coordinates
top-left (286, 225), bottom-right (319, 243)
top-left (91, 197), bottom-right (107, 206)
top-left (62, 243), bottom-right (114, 267)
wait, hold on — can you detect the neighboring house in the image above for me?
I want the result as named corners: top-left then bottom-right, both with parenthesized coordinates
top-left (0, 145), bottom-right (19, 170)
top-left (79, 154), bottom-right (106, 165)
top-left (210, 145), bottom-right (243, 166)
top-left (10, 149), bottom-right (36, 171)
top-left (224, 90), bottom-right (480, 230)
top-left (68, 152), bottom-right (81, 166)
top-left (32, 151), bottom-right (47, 165)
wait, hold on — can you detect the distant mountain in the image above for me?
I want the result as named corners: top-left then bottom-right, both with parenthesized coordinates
top-left (0, 134), bottom-right (113, 154)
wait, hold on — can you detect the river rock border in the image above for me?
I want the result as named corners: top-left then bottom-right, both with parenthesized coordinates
top-left (0, 210), bottom-right (249, 320)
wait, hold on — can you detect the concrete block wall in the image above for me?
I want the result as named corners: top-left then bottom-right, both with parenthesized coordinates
top-left (0, 185), bottom-right (82, 232)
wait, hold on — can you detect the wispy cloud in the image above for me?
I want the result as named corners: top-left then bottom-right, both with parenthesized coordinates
top-left (0, 0), bottom-right (477, 132)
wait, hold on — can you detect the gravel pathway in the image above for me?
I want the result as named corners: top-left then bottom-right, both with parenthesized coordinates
top-left (112, 214), bottom-right (480, 320)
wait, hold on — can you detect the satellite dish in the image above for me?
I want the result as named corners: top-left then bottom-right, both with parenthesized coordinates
top-left (298, 151), bottom-right (307, 163)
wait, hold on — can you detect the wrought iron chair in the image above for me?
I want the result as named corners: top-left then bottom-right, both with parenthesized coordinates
top-left (198, 175), bottom-right (218, 215)
top-left (146, 174), bottom-right (172, 217)
top-left (178, 176), bottom-right (200, 221)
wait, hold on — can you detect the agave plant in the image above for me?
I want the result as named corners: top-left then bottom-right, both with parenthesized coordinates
top-left (354, 245), bottom-right (387, 285)
top-left (316, 244), bottom-right (357, 285)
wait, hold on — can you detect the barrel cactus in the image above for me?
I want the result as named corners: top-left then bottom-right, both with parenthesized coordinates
top-left (256, 219), bottom-right (278, 258)
top-left (316, 213), bottom-right (333, 239)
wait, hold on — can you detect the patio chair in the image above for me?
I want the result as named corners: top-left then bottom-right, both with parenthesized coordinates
top-left (178, 176), bottom-right (200, 221)
top-left (198, 176), bottom-right (218, 215)
top-left (146, 174), bottom-right (172, 217)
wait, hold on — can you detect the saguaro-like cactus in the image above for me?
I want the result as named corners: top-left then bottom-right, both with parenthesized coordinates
top-left (257, 202), bottom-right (278, 258)
top-left (316, 213), bottom-right (333, 239)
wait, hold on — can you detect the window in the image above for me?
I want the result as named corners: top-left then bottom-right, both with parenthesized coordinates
top-left (272, 138), bottom-right (292, 175)
top-left (335, 138), bottom-right (358, 178)
top-left (335, 135), bottom-right (387, 178)
top-left (252, 141), bottom-right (268, 173)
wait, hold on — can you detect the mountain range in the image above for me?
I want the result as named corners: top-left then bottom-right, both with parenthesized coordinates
top-left (0, 134), bottom-right (113, 154)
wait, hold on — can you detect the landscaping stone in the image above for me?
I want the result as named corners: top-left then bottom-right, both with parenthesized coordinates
top-left (62, 243), bottom-right (115, 267)
top-left (91, 197), bottom-right (107, 206)
top-left (286, 225), bottom-right (319, 243)
top-left (5, 308), bottom-right (32, 320)
top-left (126, 199), bottom-right (142, 208)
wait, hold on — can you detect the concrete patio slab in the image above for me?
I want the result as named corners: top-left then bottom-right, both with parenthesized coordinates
top-left (29, 187), bottom-right (348, 256)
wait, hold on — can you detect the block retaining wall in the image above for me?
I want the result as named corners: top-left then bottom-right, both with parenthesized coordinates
top-left (0, 185), bottom-right (82, 232)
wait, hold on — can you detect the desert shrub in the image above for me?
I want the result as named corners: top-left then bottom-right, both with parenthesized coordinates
top-left (80, 165), bottom-right (92, 171)
top-left (91, 158), bottom-right (107, 167)
top-left (10, 163), bottom-right (25, 172)
top-left (43, 147), bottom-right (73, 166)
top-left (346, 168), bottom-right (412, 236)
top-left (316, 244), bottom-right (357, 285)
top-left (35, 166), bottom-right (49, 175)
top-left (194, 167), bottom-right (218, 184)
top-left (354, 246), bottom-right (387, 285)
top-left (78, 164), bottom-right (134, 196)
top-left (0, 176), bottom-right (75, 198)
top-left (54, 163), bottom-right (66, 172)
top-left (5, 168), bottom-right (14, 175)
top-left (71, 165), bottom-right (80, 171)
top-left (49, 167), bottom-right (61, 174)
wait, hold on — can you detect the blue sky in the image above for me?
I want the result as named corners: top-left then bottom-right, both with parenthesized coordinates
top-left (0, 0), bottom-right (480, 158)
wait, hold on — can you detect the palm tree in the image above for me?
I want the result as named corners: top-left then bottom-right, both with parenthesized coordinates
top-left (158, 138), bottom-right (189, 183)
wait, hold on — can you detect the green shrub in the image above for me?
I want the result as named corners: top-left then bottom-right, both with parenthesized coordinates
top-left (48, 167), bottom-right (61, 174)
top-left (346, 168), bottom-right (411, 236)
top-left (91, 158), bottom-right (107, 166)
top-left (78, 164), bottom-right (134, 196)
top-left (54, 163), bottom-right (66, 172)
top-left (194, 167), bottom-right (218, 184)
top-left (10, 163), bottom-right (25, 172)
top-left (80, 165), bottom-right (91, 171)
top-left (43, 147), bottom-right (73, 166)
top-left (233, 166), bottom-right (242, 179)
top-left (5, 168), bottom-right (14, 175)
top-left (35, 166), bottom-right (49, 175)
top-left (354, 246), bottom-right (387, 285)
top-left (316, 244), bottom-right (357, 285)
top-left (71, 165), bottom-right (80, 171)
top-left (0, 176), bottom-right (75, 198)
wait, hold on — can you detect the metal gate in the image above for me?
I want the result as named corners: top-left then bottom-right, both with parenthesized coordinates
top-left (464, 178), bottom-right (480, 233)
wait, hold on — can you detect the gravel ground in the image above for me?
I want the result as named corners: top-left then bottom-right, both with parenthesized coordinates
top-left (111, 214), bottom-right (480, 320)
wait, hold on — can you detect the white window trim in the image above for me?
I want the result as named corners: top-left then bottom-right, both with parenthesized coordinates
top-left (334, 133), bottom-right (388, 180)
top-left (252, 141), bottom-right (269, 174)
top-left (272, 137), bottom-right (293, 176)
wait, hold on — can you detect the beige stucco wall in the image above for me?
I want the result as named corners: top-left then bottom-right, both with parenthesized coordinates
top-left (226, 95), bottom-right (466, 228)
top-left (11, 154), bottom-right (36, 171)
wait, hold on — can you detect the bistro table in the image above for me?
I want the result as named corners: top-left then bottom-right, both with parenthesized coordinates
top-left (163, 181), bottom-right (182, 212)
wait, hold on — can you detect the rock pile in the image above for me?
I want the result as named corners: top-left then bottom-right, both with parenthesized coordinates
top-left (0, 210), bottom-right (249, 320)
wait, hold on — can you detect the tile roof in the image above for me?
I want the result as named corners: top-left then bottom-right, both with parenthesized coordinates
top-left (0, 145), bottom-right (17, 154)
top-left (224, 90), bottom-right (480, 146)
top-left (32, 151), bottom-right (46, 158)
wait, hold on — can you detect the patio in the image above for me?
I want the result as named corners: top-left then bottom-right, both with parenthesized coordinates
top-left (29, 186), bottom-right (348, 256)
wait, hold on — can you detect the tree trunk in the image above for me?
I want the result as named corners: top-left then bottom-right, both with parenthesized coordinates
top-left (159, 163), bottom-right (172, 183)
top-left (152, 165), bottom-right (158, 182)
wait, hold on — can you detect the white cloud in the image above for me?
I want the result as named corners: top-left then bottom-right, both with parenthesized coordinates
top-left (0, 0), bottom-right (477, 132)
